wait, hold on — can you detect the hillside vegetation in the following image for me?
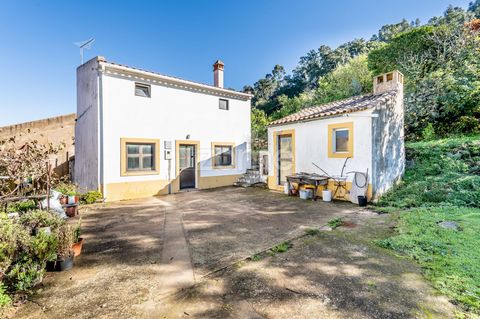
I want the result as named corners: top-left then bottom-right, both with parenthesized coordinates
top-left (375, 136), bottom-right (480, 315)
top-left (246, 2), bottom-right (480, 149)
top-left (377, 135), bottom-right (480, 208)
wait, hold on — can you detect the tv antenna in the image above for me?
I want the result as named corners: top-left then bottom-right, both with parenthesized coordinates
top-left (74, 38), bottom-right (95, 64)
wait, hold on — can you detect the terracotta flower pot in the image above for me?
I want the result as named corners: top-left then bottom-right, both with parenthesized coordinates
top-left (72, 238), bottom-right (84, 257)
top-left (65, 205), bottom-right (77, 217)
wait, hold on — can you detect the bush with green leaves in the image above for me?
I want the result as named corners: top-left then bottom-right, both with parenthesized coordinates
top-left (55, 183), bottom-right (77, 196)
top-left (80, 190), bottom-right (103, 204)
top-left (6, 200), bottom-right (37, 213)
top-left (1, 209), bottom-right (67, 306)
top-left (0, 283), bottom-right (11, 308)
top-left (19, 209), bottom-right (64, 233)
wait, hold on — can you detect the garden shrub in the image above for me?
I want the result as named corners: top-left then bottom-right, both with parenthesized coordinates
top-left (6, 200), bottom-right (37, 213)
top-left (19, 209), bottom-right (64, 233)
top-left (1, 210), bottom-right (63, 301)
top-left (0, 283), bottom-right (11, 308)
top-left (55, 183), bottom-right (77, 196)
top-left (0, 213), bottom-right (22, 274)
top-left (81, 190), bottom-right (103, 204)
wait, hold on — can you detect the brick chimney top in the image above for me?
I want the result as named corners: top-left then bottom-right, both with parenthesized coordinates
top-left (213, 60), bottom-right (224, 88)
top-left (373, 70), bottom-right (404, 94)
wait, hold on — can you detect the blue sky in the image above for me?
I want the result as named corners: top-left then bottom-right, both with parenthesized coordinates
top-left (0, 0), bottom-right (472, 126)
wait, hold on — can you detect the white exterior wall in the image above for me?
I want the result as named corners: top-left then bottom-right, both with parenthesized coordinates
top-left (267, 110), bottom-right (373, 190)
top-left (74, 58), bottom-right (100, 192)
top-left (101, 73), bottom-right (251, 191)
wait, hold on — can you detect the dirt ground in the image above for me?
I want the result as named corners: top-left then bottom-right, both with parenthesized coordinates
top-left (13, 187), bottom-right (456, 319)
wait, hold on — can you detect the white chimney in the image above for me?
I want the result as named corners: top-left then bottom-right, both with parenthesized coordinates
top-left (213, 60), bottom-right (224, 88)
top-left (373, 70), bottom-right (404, 94)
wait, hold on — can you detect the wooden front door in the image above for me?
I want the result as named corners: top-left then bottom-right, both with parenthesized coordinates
top-left (179, 144), bottom-right (196, 189)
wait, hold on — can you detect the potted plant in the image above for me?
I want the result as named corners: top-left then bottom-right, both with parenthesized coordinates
top-left (55, 183), bottom-right (78, 204)
top-left (72, 219), bottom-right (84, 257)
top-left (55, 224), bottom-right (75, 271)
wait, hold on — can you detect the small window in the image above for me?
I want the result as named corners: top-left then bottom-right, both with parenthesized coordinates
top-left (135, 83), bottom-right (151, 98)
top-left (219, 99), bottom-right (229, 110)
top-left (126, 142), bottom-right (155, 171)
top-left (328, 122), bottom-right (353, 158)
top-left (333, 129), bottom-right (349, 153)
top-left (386, 73), bottom-right (393, 81)
top-left (213, 145), bottom-right (233, 167)
top-left (377, 76), bottom-right (384, 84)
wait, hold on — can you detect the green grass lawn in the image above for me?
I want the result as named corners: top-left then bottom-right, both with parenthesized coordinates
top-left (377, 207), bottom-right (480, 311)
top-left (374, 135), bottom-right (480, 315)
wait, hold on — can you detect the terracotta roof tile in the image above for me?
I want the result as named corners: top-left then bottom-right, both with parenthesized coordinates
top-left (268, 90), bottom-right (398, 126)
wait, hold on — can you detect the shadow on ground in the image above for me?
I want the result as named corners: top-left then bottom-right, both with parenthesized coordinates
top-left (13, 187), bottom-right (456, 319)
top-left (163, 212), bottom-right (455, 318)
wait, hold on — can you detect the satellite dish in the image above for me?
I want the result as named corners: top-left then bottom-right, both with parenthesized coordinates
top-left (74, 38), bottom-right (95, 64)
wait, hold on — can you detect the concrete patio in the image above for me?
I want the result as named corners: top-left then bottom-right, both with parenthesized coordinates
top-left (14, 187), bottom-right (455, 319)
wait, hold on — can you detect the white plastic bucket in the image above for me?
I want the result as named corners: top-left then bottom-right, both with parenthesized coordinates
top-left (68, 195), bottom-right (76, 204)
top-left (284, 182), bottom-right (289, 194)
top-left (299, 189), bottom-right (313, 200)
top-left (322, 190), bottom-right (332, 202)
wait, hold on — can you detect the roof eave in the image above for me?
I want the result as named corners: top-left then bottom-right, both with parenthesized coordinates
top-left (100, 62), bottom-right (253, 101)
top-left (267, 107), bottom-right (375, 127)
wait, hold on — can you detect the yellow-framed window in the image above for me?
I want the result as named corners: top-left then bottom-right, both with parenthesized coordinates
top-left (211, 142), bottom-right (235, 168)
top-left (120, 138), bottom-right (160, 176)
top-left (328, 122), bottom-right (354, 158)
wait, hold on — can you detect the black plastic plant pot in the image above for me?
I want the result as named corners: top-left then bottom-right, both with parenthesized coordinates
top-left (46, 261), bottom-right (56, 272)
top-left (55, 256), bottom-right (74, 271)
top-left (358, 196), bottom-right (368, 207)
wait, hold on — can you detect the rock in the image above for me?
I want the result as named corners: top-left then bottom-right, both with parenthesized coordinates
top-left (438, 221), bottom-right (459, 230)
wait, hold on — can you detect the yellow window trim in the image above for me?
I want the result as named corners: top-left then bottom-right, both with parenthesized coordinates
top-left (211, 142), bottom-right (236, 169)
top-left (120, 138), bottom-right (160, 176)
top-left (328, 122), bottom-right (354, 158)
top-left (272, 129), bottom-right (295, 189)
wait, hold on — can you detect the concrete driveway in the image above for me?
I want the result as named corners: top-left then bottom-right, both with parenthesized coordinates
top-left (171, 186), bottom-right (365, 276)
top-left (14, 187), bottom-right (455, 319)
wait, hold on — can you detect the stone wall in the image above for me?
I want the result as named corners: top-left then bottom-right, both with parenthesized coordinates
top-left (0, 114), bottom-right (76, 178)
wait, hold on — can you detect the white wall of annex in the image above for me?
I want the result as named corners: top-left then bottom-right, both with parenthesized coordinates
top-left (267, 111), bottom-right (373, 185)
top-left (101, 74), bottom-right (251, 185)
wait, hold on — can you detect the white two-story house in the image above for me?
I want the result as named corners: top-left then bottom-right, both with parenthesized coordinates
top-left (75, 56), bottom-right (252, 201)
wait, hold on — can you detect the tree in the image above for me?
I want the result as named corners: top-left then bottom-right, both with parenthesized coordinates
top-left (0, 138), bottom-right (64, 202)
top-left (469, 0), bottom-right (480, 18)
top-left (371, 19), bottom-right (416, 42)
top-left (251, 64), bottom-right (287, 113)
top-left (428, 5), bottom-right (474, 26)
top-left (251, 108), bottom-right (269, 150)
top-left (291, 39), bottom-right (376, 93)
top-left (315, 55), bottom-right (373, 104)
top-left (368, 20), bottom-right (480, 139)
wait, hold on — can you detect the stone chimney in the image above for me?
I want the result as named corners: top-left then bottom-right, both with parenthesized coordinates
top-left (373, 70), bottom-right (404, 94)
top-left (213, 60), bottom-right (224, 88)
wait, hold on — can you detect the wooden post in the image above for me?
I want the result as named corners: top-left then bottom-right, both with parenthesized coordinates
top-left (46, 162), bottom-right (51, 211)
